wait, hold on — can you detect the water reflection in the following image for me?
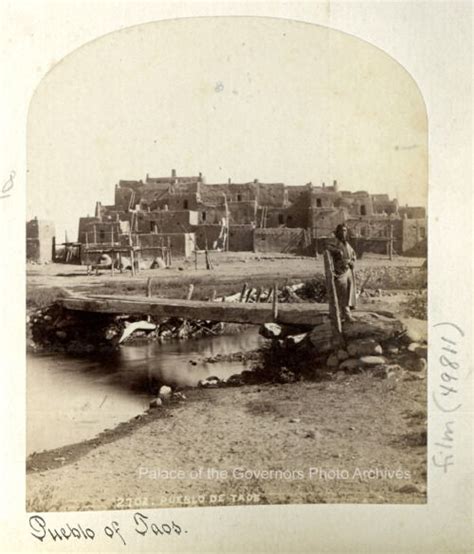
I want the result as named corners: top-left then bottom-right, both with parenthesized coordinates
top-left (27, 328), bottom-right (263, 454)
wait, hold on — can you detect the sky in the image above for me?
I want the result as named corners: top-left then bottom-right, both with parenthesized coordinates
top-left (27, 17), bottom-right (427, 241)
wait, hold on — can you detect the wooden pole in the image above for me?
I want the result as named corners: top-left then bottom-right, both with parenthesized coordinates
top-left (111, 250), bottom-right (115, 276)
top-left (239, 282), bottom-right (248, 302)
top-left (323, 250), bottom-right (343, 346)
top-left (209, 289), bottom-right (217, 302)
top-left (130, 249), bottom-right (136, 276)
top-left (194, 249), bottom-right (198, 270)
top-left (186, 283), bottom-right (194, 300)
top-left (255, 287), bottom-right (262, 303)
top-left (167, 237), bottom-right (172, 267)
top-left (245, 287), bottom-right (253, 303)
top-left (272, 282), bottom-right (278, 320)
top-left (314, 226), bottom-right (318, 259)
top-left (146, 277), bottom-right (152, 297)
top-left (389, 222), bottom-right (393, 261)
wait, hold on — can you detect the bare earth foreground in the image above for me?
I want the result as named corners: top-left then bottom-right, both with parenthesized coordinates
top-left (26, 253), bottom-right (427, 510)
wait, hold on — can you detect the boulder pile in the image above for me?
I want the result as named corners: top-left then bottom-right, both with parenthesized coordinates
top-left (254, 313), bottom-right (427, 383)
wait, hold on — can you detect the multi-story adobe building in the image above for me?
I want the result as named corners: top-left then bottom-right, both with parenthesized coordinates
top-left (77, 170), bottom-right (427, 262)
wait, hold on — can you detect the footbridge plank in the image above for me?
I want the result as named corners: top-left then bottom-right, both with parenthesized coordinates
top-left (59, 294), bottom-right (330, 326)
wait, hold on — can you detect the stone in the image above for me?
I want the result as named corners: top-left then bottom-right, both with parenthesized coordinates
top-left (359, 356), bottom-right (387, 366)
top-left (408, 358), bottom-right (427, 372)
top-left (259, 323), bottom-right (282, 339)
top-left (386, 346), bottom-right (399, 355)
top-left (55, 330), bottom-right (67, 340)
top-left (159, 385), bottom-right (172, 397)
top-left (286, 333), bottom-right (308, 346)
top-left (198, 376), bottom-right (221, 388)
top-left (225, 374), bottom-right (244, 387)
top-left (173, 392), bottom-right (186, 401)
top-left (347, 338), bottom-right (383, 357)
top-left (343, 313), bottom-right (404, 342)
top-left (415, 346), bottom-right (428, 359)
top-left (397, 484), bottom-right (421, 494)
top-left (400, 318), bottom-right (427, 343)
top-left (339, 358), bottom-right (361, 371)
top-left (326, 354), bottom-right (339, 368)
top-left (407, 342), bottom-right (421, 352)
top-left (149, 398), bottom-right (163, 409)
top-left (337, 349), bottom-right (349, 361)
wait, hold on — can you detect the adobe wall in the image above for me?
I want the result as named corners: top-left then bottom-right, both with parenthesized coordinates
top-left (254, 228), bottom-right (307, 254)
top-left (256, 183), bottom-right (286, 207)
top-left (228, 225), bottom-right (254, 251)
top-left (135, 210), bottom-right (199, 233)
top-left (137, 232), bottom-right (195, 258)
top-left (228, 201), bottom-right (257, 225)
top-left (78, 217), bottom-right (100, 243)
top-left (193, 225), bottom-right (222, 250)
top-left (196, 204), bottom-right (226, 225)
top-left (26, 219), bottom-right (55, 262)
top-left (402, 218), bottom-right (427, 255)
top-left (200, 183), bottom-right (258, 203)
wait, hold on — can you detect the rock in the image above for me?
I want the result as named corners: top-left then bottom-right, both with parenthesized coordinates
top-left (359, 356), bottom-right (387, 366)
top-left (159, 385), bottom-right (172, 397)
top-left (55, 330), bottom-right (67, 340)
top-left (343, 312), bottom-right (404, 342)
top-left (118, 320), bottom-right (156, 344)
top-left (408, 358), bottom-right (427, 372)
top-left (286, 333), bottom-right (308, 346)
top-left (415, 346), bottom-right (427, 359)
top-left (277, 368), bottom-right (297, 383)
top-left (337, 349), bottom-right (349, 361)
top-left (173, 392), bottom-right (186, 401)
top-left (225, 374), bottom-right (244, 387)
top-left (259, 323), bottom-right (282, 339)
top-left (372, 364), bottom-right (402, 379)
top-left (308, 322), bottom-right (334, 353)
top-left (386, 345), bottom-right (399, 355)
top-left (290, 418), bottom-right (301, 423)
top-left (397, 484), bottom-right (421, 494)
top-left (407, 342), bottom-right (421, 352)
top-left (149, 398), bottom-right (163, 408)
top-left (347, 338), bottom-right (383, 357)
top-left (326, 354), bottom-right (339, 368)
top-left (339, 358), bottom-right (361, 371)
top-left (198, 376), bottom-right (221, 388)
top-left (400, 318), bottom-right (427, 343)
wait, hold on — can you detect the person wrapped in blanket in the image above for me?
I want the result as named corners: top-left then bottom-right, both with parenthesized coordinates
top-left (326, 223), bottom-right (357, 322)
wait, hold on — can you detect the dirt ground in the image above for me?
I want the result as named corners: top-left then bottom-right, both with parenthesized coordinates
top-left (26, 373), bottom-right (426, 511)
top-left (26, 253), bottom-right (427, 510)
top-left (26, 251), bottom-right (426, 305)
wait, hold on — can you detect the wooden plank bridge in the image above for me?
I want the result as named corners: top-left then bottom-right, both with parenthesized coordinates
top-left (59, 293), bottom-right (331, 326)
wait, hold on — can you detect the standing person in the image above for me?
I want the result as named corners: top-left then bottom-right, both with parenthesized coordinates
top-left (326, 223), bottom-right (357, 322)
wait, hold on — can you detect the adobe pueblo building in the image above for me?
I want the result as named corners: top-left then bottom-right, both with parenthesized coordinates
top-left (76, 169), bottom-right (427, 264)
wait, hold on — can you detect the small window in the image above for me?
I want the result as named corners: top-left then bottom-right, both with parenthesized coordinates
top-left (287, 215), bottom-right (293, 224)
top-left (202, 212), bottom-right (207, 222)
top-left (360, 205), bottom-right (367, 216)
top-left (150, 222), bottom-right (154, 232)
top-left (316, 198), bottom-right (322, 207)
top-left (183, 200), bottom-right (188, 209)
top-left (278, 214), bottom-right (284, 225)
top-left (237, 194), bottom-right (242, 202)
top-left (99, 230), bottom-right (105, 241)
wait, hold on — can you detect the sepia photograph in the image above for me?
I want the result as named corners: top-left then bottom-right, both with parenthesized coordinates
top-left (25, 16), bottom-right (429, 513)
